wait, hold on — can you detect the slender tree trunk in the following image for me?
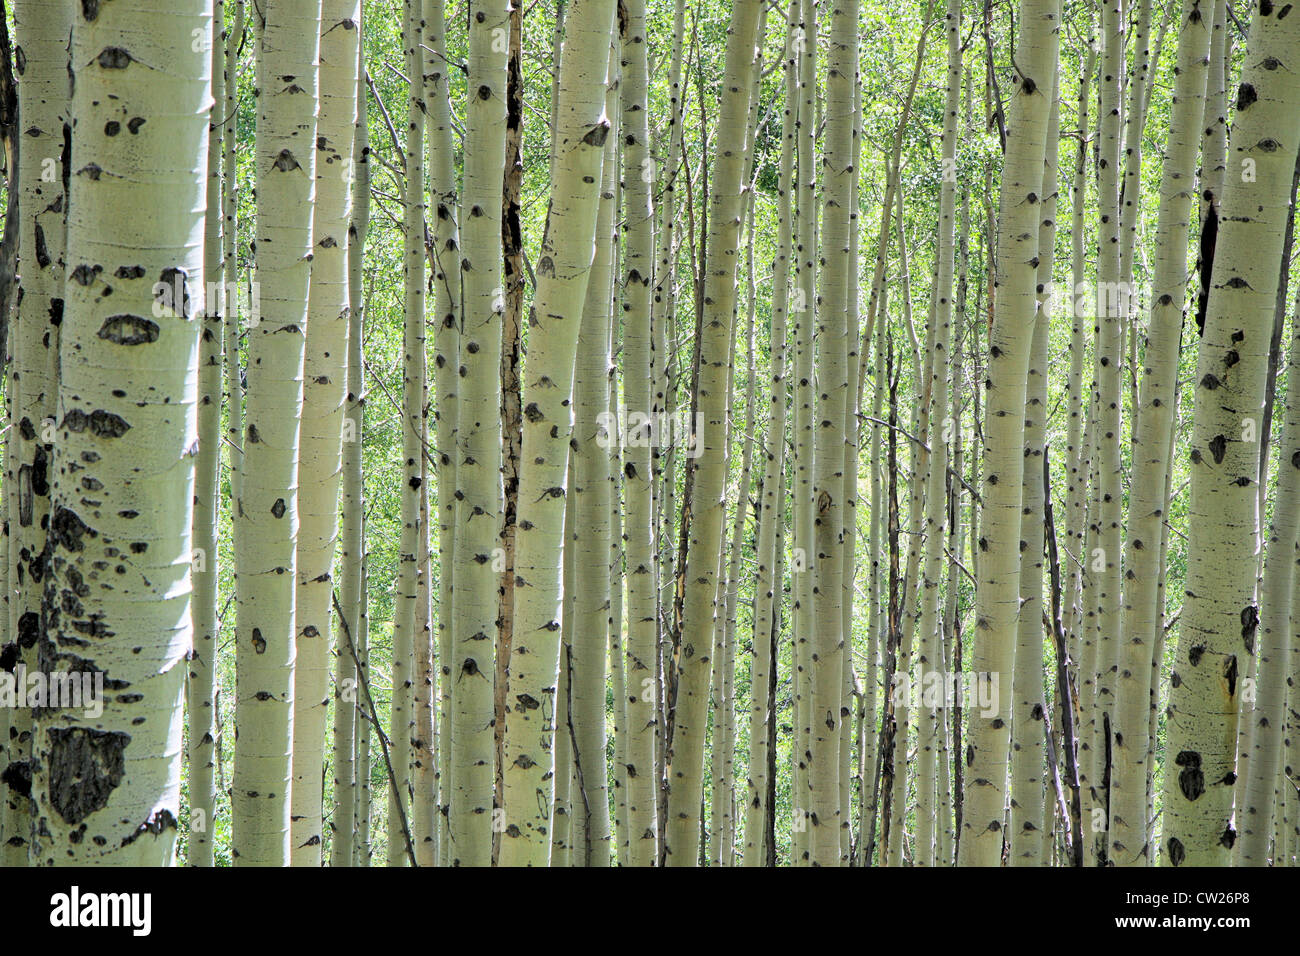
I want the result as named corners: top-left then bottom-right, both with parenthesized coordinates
top-left (1110, 0), bottom-right (1215, 867)
top-left (915, 0), bottom-right (961, 869)
top-left (620, 0), bottom-right (660, 868)
top-left (290, 0), bottom-right (361, 866)
top-left (1009, 84), bottom-right (1059, 866)
top-left (957, 0), bottom-right (1058, 867)
top-left (496, 0), bottom-right (616, 866)
top-left (387, 0), bottom-right (425, 868)
top-left (1090, 0), bottom-right (1126, 867)
top-left (1239, 276), bottom-right (1300, 864)
top-left (188, 0), bottom-right (227, 867)
top-left (413, 426), bottom-right (437, 865)
top-left (788, 0), bottom-right (819, 865)
top-left (662, 0), bottom-right (764, 865)
top-left (448, 0), bottom-right (510, 867)
top-left (495, 0), bottom-right (525, 866)
top-left (233, 0), bottom-right (322, 866)
top-left (745, 0), bottom-right (798, 868)
top-left (421, 0), bottom-right (461, 866)
top-left (1063, 30), bottom-right (1095, 681)
top-left (332, 29), bottom-right (370, 865)
top-left (570, 48), bottom-right (619, 865)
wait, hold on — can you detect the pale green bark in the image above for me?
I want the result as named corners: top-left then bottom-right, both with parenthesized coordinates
top-left (745, 0), bottom-right (798, 868)
top-left (1063, 34), bottom-right (1095, 649)
top-left (789, 0), bottom-right (818, 862)
top-left (448, 0), bottom-right (509, 867)
top-left (386, 0), bottom-right (425, 868)
top-left (496, 0), bottom-right (615, 867)
top-left (619, 0), bottom-right (659, 868)
top-left (3, 0), bottom-right (72, 867)
top-left (916, 0), bottom-right (961, 868)
top-left (1090, 0), bottom-right (1126, 866)
top-left (30, 0), bottom-right (210, 865)
top-left (1110, 0), bottom-right (1214, 868)
top-left (1239, 283), bottom-right (1300, 864)
top-left (290, 0), bottom-right (360, 867)
top-left (188, 0), bottom-right (227, 867)
top-left (957, 0), bottom-right (1057, 866)
top-left (1161, 0), bottom-right (1300, 866)
top-left (331, 30), bottom-right (369, 866)
top-left (1009, 86), bottom-right (1058, 867)
top-left (233, 0), bottom-right (321, 866)
top-left (421, 0), bottom-right (460, 865)
top-left (662, 0), bottom-right (764, 865)
top-left (807, 0), bottom-right (857, 867)
top-left (570, 53), bottom-right (619, 864)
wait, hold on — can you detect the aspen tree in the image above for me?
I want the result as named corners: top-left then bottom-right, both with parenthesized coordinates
top-left (838, 43), bottom-right (864, 871)
top-left (714, 20), bottom-right (767, 864)
top-left (1063, 35), bottom-right (1095, 642)
top-left (790, 0), bottom-right (818, 861)
top-left (223, 2), bottom-right (246, 505)
top-left (496, 0), bottom-right (616, 867)
top-left (605, 81), bottom-right (627, 865)
top-left (662, 0), bottom-right (764, 865)
top-left (332, 32), bottom-right (370, 866)
top-left (620, 0), bottom-right (659, 867)
top-left (30, 0), bottom-right (211, 865)
top-left (1110, 0), bottom-right (1214, 868)
top-left (857, 275), bottom-right (888, 866)
top-left (957, 0), bottom-right (1058, 866)
top-left (1009, 85), bottom-right (1058, 867)
top-left (421, 0), bottom-right (461, 863)
top-left (807, 0), bottom-right (858, 867)
top-left (915, 0), bottom-right (961, 868)
top-left (3, 0), bottom-right (73, 866)
top-left (570, 47), bottom-right (619, 865)
top-left (448, 0), bottom-right (510, 867)
top-left (495, 4), bottom-right (525, 838)
top-left (355, 535), bottom-right (373, 864)
top-left (1239, 284), bottom-right (1300, 864)
top-left (888, 196), bottom-right (929, 868)
top-left (745, 0), bottom-right (798, 868)
top-left (1118, 0), bottom-right (1154, 289)
top-left (233, 0), bottom-right (322, 866)
top-left (290, 0), bottom-right (361, 867)
top-left (651, 0), bottom-right (686, 719)
top-left (1198, 0), bottom-right (1228, 236)
top-left (188, 0), bottom-right (227, 868)
top-left (387, 0), bottom-right (426, 869)
top-left (551, 481), bottom-right (578, 867)
top-left (1091, 0), bottom-right (1126, 862)
top-left (413, 439), bottom-right (437, 865)
top-left (1161, 0), bottom-right (1300, 866)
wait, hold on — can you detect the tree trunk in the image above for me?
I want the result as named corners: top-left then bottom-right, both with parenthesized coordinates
top-left (496, 0), bottom-right (615, 866)
top-left (30, 0), bottom-right (210, 865)
top-left (1160, 1), bottom-right (1300, 866)
top-left (448, 0), bottom-right (510, 867)
top-left (957, 0), bottom-right (1057, 867)
top-left (291, 0), bottom-right (361, 867)
top-left (233, 0), bottom-right (321, 866)
top-left (661, 0), bottom-right (763, 865)
top-left (1110, 0), bottom-right (1215, 868)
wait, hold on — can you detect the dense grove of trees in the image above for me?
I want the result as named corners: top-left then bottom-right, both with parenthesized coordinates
top-left (1, 0), bottom-right (1299, 867)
